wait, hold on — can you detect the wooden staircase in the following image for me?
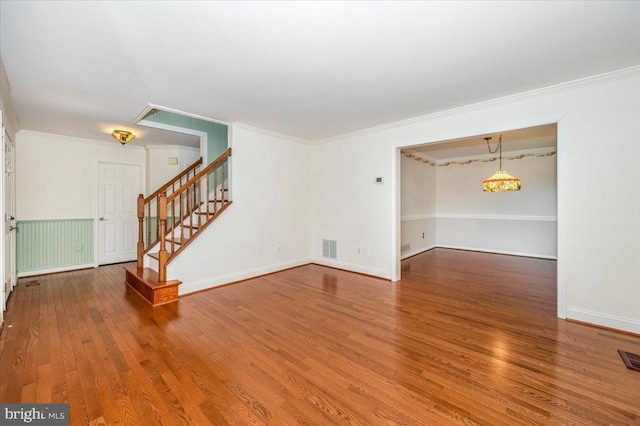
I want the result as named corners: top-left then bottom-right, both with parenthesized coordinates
top-left (125, 149), bottom-right (232, 306)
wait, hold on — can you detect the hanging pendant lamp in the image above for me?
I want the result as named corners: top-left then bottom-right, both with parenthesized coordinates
top-left (482, 135), bottom-right (521, 192)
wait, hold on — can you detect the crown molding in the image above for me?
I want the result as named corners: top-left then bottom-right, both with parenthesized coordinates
top-left (233, 122), bottom-right (312, 145)
top-left (315, 65), bottom-right (640, 145)
top-left (18, 129), bottom-right (146, 150)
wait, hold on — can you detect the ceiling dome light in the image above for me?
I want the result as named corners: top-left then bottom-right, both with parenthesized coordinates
top-left (482, 135), bottom-right (521, 192)
top-left (112, 129), bottom-right (135, 145)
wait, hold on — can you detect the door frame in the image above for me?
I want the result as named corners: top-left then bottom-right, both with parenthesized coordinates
top-left (1, 121), bottom-right (4, 317)
top-left (393, 117), bottom-right (566, 320)
top-left (1, 122), bottom-right (17, 320)
top-left (94, 160), bottom-right (145, 267)
top-left (5, 128), bottom-right (16, 300)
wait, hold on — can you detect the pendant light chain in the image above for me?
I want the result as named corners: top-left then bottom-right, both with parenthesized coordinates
top-left (482, 134), bottom-right (521, 192)
top-left (485, 135), bottom-right (504, 170)
top-left (499, 136), bottom-right (502, 170)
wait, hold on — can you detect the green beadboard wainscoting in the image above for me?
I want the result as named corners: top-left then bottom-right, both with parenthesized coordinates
top-left (17, 219), bottom-right (94, 274)
top-left (144, 109), bottom-right (228, 163)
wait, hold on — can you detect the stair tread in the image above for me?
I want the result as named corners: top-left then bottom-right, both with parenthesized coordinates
top-left (145, 201), bottom-right (233, 261)
top-left (148, 251), bottom-right (174, 260)
top-left (165, 237), bottom-right (188, 245)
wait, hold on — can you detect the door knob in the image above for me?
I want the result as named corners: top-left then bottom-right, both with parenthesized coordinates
top-left (99, 216), bottom-right (109, 221)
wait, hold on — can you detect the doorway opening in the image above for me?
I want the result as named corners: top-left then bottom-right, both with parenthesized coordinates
top-left (396, 123), bottom-right (563, 316)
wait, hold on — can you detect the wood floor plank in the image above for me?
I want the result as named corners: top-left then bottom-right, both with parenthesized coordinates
top-left (1, 249), bottom-right (639, 425)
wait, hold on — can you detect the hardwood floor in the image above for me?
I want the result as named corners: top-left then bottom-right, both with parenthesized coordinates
top-left (1, 249), bottom-right (639, 425)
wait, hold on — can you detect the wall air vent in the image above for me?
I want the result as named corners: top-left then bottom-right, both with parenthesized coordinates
top-left (322, 239), bottom-right (337, 259)
top-left (401, 243), bottom-right (411, 253)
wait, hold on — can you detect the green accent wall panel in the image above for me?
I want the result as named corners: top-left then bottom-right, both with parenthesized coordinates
top-left (144, 110), bottom-right (228, 163)
top-left (17, 219), bottom-right (94, 273)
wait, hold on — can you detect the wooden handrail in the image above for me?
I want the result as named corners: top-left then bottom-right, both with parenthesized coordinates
top-left (145, 157), bottom-right (202, 203)
top-left (155, 148), bottom-right (232, 280)
top-left (137, 156), bottom-right (203, 267)
top-left (137, 148), bottom-right (232, 278)
top-left (167, 148), bottom-right (232, 203)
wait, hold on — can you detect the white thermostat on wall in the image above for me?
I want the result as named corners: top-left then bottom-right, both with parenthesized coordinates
top-left (375, 177), bottom-right (384, 184)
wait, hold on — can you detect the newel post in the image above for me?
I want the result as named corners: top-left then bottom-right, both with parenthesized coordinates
top-left (158, 191), bottom-right (168, 282)
top-left (137, 194), bottom-right (144, 269)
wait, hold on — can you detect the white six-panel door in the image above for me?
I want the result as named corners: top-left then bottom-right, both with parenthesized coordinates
top-left (98, 163), bottom-right (142, 265)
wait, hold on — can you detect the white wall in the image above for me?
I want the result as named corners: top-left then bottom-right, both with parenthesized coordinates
top-left (146, 145), bottom-right (200, 193)
top-left (436, 149), bottom-right (557, 216)
top-left (310, 135), bottom-right (393, 278)
top-left (311, 67), bottom-right (640, 334)
top-left (435, 148), bottom-right (557, 258)
top-left (15, 130), bottom-right (146, 219)
top-left (436, 217), bottom-right (556, 258)
top-left (1, 58), bottom-right (20, 141)
top-left (179, 146), bottom-right (200, 171)
top-left (400, 154), bottom-right (436, 258)
top-left (168, 124), bottom-right (312, 294)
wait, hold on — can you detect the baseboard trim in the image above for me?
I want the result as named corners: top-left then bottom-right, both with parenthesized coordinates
top-left (178, 258), bottom-right (312, 295)
top-left (17, 263), bottom-right (96, 278)
top-left (435, 245), bottom-right (556, 260)
top-left (401, 214), bottom-right (557, 222)
top-left (566, 318), bottom-right (640, 338)
top-left (309, 258), bottom-right (390, 280)
top-left (401, 245), bottom-right (436, 260)
top-left (308, 263), bottom-right (391, 281)
top-left (566, 306), bottom-right (640, 335)
top-left (436, 213), bottom-right (557, 222)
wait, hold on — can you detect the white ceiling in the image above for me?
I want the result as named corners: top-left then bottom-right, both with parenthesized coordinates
top-left (1, 1), bottom-right (639, 146)
top-left (404, 124), bottom-right (556, 160)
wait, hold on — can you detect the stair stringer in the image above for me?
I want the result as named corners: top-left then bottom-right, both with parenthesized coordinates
top-left (143, 190), bottom-right (232, 280)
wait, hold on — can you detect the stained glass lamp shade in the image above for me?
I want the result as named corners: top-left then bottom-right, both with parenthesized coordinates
top-left (482, 170), bottom-right (521, 192)
top-left (482, 135), bottom-right (521, 192)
